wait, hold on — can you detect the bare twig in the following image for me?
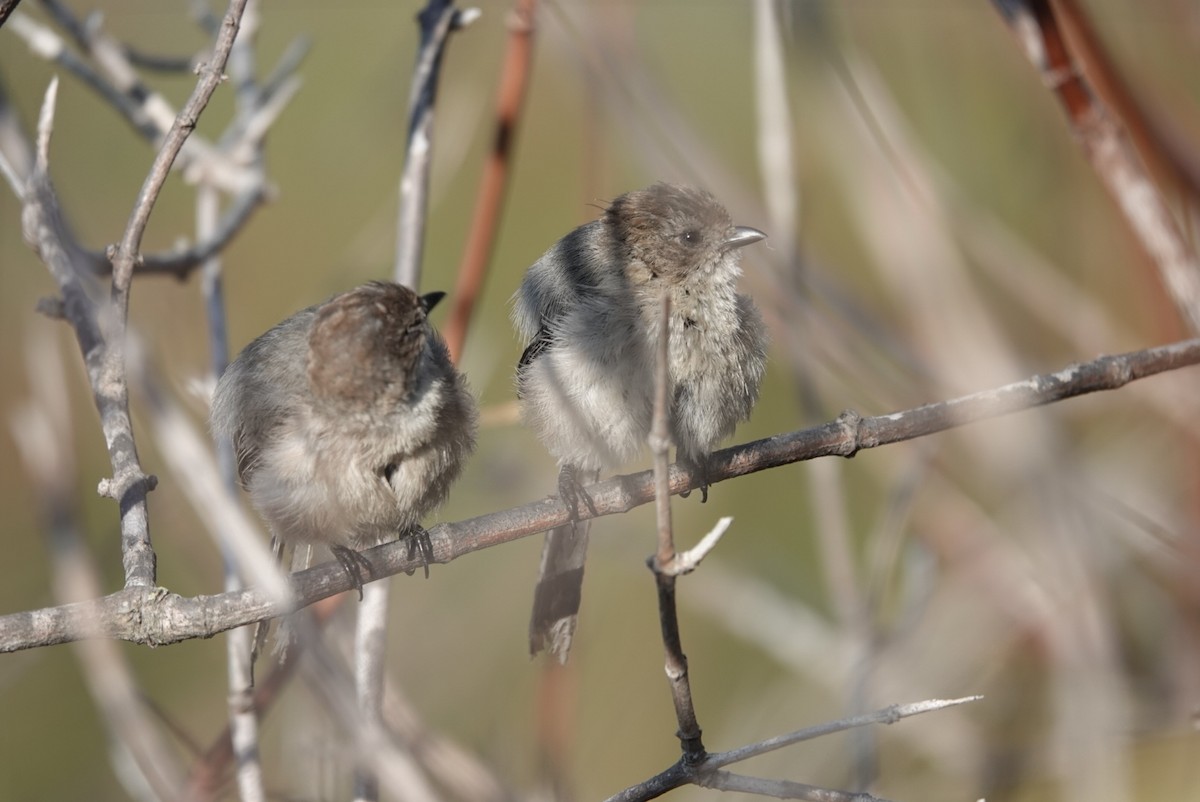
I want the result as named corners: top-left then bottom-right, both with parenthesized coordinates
top-left (183, 596), bottom-right (343, 801)
top-left (352, 580), bottom-right (391, 802)
top-left (442, 0), bottom-right (537, 362)
top-left (102, 0), bottom-right (247, 588)
top-left (10, 333), bottom-right (185, 801)
top-left (19, 79), bottom-right (160, 588)
top-left (394, 0), bottom-right (479, 288)
top-left (0, 0), bottom-right (21, 28)
top-left (3, 337), bottom-right (1200, 652)
top-left (662, 517), bottom-right (732, 577)
top-left (991, 0), bottom-right (1200, 333)
top-left (603, 696), bottom-right (980, 802)
top-left (647, 296), bottom-right (705, 761)
top-left (352, 4), bottom-right (481, 797)
top-left (198, 175), bottom-right (267, 802)
top-left (8, 8), bottom-right (257, 194)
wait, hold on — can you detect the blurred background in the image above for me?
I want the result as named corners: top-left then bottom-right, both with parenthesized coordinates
top-left (2, 1), bottom-right (1199, 800)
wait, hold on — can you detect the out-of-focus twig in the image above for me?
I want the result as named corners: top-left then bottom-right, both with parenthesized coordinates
top-left (442, 0), bottom-right (538, 363)
top-left (19, 78), bottom-right (164, 589)
top-left (183, 596), bottom-right (343, 802)
top-left (0, 0), bottom-right (21, 29)
top-left (991, 0), bottom-right (1200, 334)
top-left (359, 4), bottom-right (480, 797)
top-left (603, 696), bottom-right (981, 802)
top-left (11, 333), bottom-right (186, 801)
top-left (394, 0), bottom-right (479, 289)
top-left (4, 336), bottom-right (1200, 652)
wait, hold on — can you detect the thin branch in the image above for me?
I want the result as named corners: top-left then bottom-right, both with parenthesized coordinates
top-left (442, 0), bottom-right (537, 362)
top-left (648, 295), bottom-right (705, 761)
top-left (393, 0), bottom-right (478, 289)
top-left (7, 12), bottom-right (164, 142)
top-left (9, 8), bottom-right (257, 194)
top-left (603, 696), bottom-right (980, 802)
top-left (352, 581), bottom-right (391, 802)
top-left (78, 183), bottom-right (268, 277)
top-left (10, 333), bottom-right (185, 801)
top-left (356, 4), bottom-right (480, 796)
top-left (706, 696), bottom-right (983, 768)
top-left (662, 517), bottom-right (733, 577)
top-left (183, 596), bottom-right (343, 801)
top-left (697, 771), bottom-right (893, 802)
top-left (19, 79), bottom-right (162, 588)
top-left (990, 0), bottom-right (1200, 333)
top-left (99, 0), bottom-right (247, 589)
top-left (3, 337), bottom-right (1200, 651)
top-left (0, 0), bottom-right (21, 28)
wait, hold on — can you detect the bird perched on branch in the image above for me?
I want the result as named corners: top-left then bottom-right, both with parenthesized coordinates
top-left (211, 281), bottom-right (478, 592)
top-left (513, 182), bottom-right (769, 661)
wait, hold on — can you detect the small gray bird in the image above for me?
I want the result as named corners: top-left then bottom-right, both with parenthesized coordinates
top-left (513, 182), bottom-right (768, 660)
top-left (211, 281), bottom-right (478, 590)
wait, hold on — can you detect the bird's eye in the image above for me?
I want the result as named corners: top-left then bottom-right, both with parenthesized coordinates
top-left (679, 230), bottom-right (701, 247)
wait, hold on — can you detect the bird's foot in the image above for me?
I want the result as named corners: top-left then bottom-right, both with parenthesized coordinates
top-left (330, 545), bottom-right (373, 600)
top-left (401, 524), bottom-right (433, 579)
top-left (558, 464), bottom-right (598, 528)
top-left (679, 454), bottom-right (710, 503)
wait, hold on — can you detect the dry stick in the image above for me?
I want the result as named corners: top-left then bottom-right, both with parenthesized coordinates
top-left (205, 5), bottom-right (267, 799)
top-left (648, 296), bottom-right (705, 762)
top-left (10, 337), bottom-right (187, 800)
top-left (360, 4), bottom-right (479, 799)
top-left (199, 180), bottom-right (266, 802)
top-left (990, 0), bottom-right (1200, 333)
top-left (0, 0), bottom-right (20, 28)
top-left (605, 696), bottom-right (979, 802)
top-left (394, 0), bottom-right (478, 288)
top-left (19, 80), bottom-right (165, 588)
top-left (1047, 0), bottom-right (1200, 205)
top-left (9, 8), bottom-right (256, 195)
top-left (96, 0), bottom-right (244, 590)
top-left (637, 303), bottom-right (881, 800)
top-left (183, 596), bottom-right (344, 802)
top-left (3, 336), bottom-right (1200, 653)
top-left (442, 0), bottom-right (538, 362)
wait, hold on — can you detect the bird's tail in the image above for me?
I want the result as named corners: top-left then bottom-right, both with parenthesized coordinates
top-left (529, 519), bottom-right (592, 662)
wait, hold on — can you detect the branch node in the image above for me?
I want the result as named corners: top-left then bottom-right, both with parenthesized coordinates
top-left (836, 408), bottom-right (863, 456)
top-left (35, 296), bottom-right (66, 319)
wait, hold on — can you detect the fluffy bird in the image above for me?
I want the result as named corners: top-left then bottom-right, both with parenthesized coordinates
top-left (212, 281), bottom-right (477, 589)
top-left (513, 182), bottom-right (768, 659)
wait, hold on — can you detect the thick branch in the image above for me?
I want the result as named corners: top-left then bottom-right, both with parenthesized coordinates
top-left (2, 338), bottom-right (1198, 652)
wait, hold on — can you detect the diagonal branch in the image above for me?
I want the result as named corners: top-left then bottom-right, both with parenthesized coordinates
top-left (2, 336), bottom-right (1198, 653)
top-left (603, 696), bottom-right (980, 802)
top-left (990, 0), bottom-right (1200, 333)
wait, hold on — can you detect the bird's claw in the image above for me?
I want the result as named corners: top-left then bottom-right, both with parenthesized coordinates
top-left (558, 464), bottom-right (597, 529)
top-left (401, 524), bottom-right (433, 579)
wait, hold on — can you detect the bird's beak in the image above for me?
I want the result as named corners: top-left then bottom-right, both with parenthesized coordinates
top-left (725, 225), bottom-right (766, 250)
top-left (420, 291), bottom-right (447, 313)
